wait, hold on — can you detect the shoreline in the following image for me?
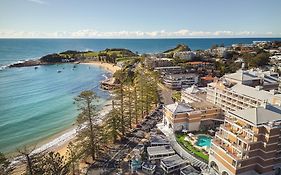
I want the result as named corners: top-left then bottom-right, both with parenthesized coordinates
top-left (82, 61), bottom-right (121, 74)
top-left (9, 61), bottom-right (118, 169)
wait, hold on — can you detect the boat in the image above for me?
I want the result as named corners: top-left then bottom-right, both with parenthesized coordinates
top-left (34, 66), bottom-right (38, 69)
top-left (57, 70), bottom-right (62, 73)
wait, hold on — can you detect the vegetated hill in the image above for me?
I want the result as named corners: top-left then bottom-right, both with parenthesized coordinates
top-left (39, 53), bottom-right (73, 63)
top-left (59, 50), bottom-right (82, 55)
top-left (39, 48), bottom-right (137, 63)
top-left (103, 48), bottom-right (137, 57)
top-left (163, 44), bottom-right (191, 54)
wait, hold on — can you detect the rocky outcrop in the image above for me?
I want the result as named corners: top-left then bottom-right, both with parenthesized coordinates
top-left (9, 60), bottom-right (42, 68)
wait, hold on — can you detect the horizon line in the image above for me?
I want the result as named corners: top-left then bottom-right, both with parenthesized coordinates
top-left (1, 36), bottom-right (281, 39)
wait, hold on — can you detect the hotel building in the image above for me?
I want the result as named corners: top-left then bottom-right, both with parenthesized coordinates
top-left (163, 86), bottom-right (222, 131)
top-left (206, 72), bottom-right (281, 112)
top-left (209, 104), bottom-right (281, 175)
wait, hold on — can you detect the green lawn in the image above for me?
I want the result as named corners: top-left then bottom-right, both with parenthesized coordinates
top-left (116, 57), bottom-right (132, 62)
top-left (176, 134), bottom-right (209, 161)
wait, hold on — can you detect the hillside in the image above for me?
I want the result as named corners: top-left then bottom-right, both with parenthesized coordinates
top-left (163, 44), bottom-right (191, 54)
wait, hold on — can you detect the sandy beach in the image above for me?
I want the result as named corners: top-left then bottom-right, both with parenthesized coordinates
top-left (82, 61), bottom-right (121, 74)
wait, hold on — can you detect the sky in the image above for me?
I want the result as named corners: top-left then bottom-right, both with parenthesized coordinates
top-left (0, 0), bottom-right (281, 38)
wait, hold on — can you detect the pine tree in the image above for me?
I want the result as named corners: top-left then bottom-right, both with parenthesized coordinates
top-left (74, 90), bottom-right (99, 161)
top-left (41, 152), bottom-right (69, 175)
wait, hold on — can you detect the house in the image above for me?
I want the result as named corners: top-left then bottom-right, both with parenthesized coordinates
top-left (147, 145), bottom-right (175, 160)
top-left (160, 154), bottom-right (188, 174)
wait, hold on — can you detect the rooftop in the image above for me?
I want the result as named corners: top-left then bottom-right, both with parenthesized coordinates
top-left (147, 145), bottom-right (175, 156)
top-left (181, 165), bottom-right (200, 175)
top-left (182, 85), bottom-right (202, 94)
top-left (230, 104), bottom-right (281, 125)
top-left (224, 70), bottom-right (261, 82)
top-left (165, 102), bottom-right (193, 114)
top-left (224, 69), bottom-right (279, 84)
top-left (154, 66), bottom-right (182, 70)
top-left (161, 154), bottom-right (187, 168)
top-left (230, 83), bottom-right (277, 101)
top-left (150, 134), bottom-right (170, 145)
top-left (164, 73), bottom-right (198, 79)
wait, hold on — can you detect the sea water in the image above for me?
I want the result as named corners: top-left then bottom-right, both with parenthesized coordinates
top-left (0, 63), bottom-right (110, 153)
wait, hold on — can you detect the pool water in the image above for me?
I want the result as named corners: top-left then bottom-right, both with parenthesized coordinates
top-left (196, 135), bottom-right (211, 147)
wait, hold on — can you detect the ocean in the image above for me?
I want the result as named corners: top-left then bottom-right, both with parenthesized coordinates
top-left (0, 38), bottom-right (280, 153)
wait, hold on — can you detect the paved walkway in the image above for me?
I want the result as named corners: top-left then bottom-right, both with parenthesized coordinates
top-left (157, 123), bottom-right (208, 170)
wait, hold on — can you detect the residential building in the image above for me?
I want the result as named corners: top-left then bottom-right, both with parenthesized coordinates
top-left (163, 73), bottom-right (199, 89)
top-left (160, 154), bottom-right (188, 174)
top-left (174, 51), bottom-right (196, 60)
top-left (144, 57), bottom-right (174, 68)
top-left (209, 104), bottom-right (281, 175)
top-left (206, 78), bottom-right (281, 112)
top-left (147, 145), bottom-right (175, 160)
top-left (154, 66), bottom-right (184, 75)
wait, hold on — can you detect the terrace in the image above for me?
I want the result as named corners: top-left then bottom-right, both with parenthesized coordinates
top-left (176, 133), bottom-right (210, 161)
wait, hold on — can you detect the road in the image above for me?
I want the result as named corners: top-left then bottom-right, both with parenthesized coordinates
top-left (158, 83), bottom-right (174, 105)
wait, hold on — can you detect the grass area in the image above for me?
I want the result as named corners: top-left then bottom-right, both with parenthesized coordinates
top-left (83, 51), bottom-right (99, 57)
top-left (176, 134), bottom-right (209, 161)
top-left (116, 57), bottom-right (132, 62)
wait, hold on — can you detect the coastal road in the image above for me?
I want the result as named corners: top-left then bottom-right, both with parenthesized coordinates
top-left (158, 83), bottom-right (174, 105)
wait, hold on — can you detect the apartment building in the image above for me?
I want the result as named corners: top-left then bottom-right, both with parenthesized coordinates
top-left (206, 79), bottom-right (281, 112)
top-left (209, 104), bottom-right (281, 175)
top-left (144, 57), bottom-right (174, 68)
top-left (162, 73), bottom-right (199, 89)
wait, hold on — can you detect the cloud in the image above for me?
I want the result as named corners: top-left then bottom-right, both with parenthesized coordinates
top-left (0, 29), bottom-right (279, 38)
top-left (26, 0), bottom-right (46, 5)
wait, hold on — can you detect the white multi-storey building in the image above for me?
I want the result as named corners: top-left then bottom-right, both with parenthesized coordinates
top-left (206, 70), bottom-right (281, 112)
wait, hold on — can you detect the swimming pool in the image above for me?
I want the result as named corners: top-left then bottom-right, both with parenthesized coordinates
top-left (196, 135), bottom-right (211, 147)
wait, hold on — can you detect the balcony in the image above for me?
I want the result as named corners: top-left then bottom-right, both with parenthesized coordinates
top-left (212, 139), bottom-right (241, 161)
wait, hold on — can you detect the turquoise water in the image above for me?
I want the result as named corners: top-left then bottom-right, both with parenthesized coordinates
top-left (196, 135), bottom-right (211, 147)
top-left (0, 64), bottom-right (110, 153)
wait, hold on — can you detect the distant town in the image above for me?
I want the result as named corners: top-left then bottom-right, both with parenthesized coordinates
top-left (2, 40), bottom-right (281, 175)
